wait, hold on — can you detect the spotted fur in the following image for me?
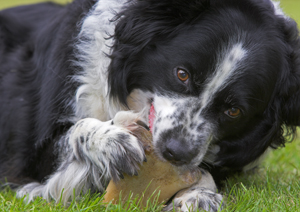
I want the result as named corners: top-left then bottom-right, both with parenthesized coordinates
top-left (1, 0), bottom-right (300, 211)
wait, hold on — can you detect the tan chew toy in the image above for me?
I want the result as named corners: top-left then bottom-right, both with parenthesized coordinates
top-left (103, 123), bottom-right (202, 207)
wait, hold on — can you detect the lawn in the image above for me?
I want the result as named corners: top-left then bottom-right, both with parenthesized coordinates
top-left (0, 0), bottom-right (300, 211)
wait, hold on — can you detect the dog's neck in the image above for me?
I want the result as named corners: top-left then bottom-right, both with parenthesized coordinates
top-left (73, 0), bottom-right (129, 121)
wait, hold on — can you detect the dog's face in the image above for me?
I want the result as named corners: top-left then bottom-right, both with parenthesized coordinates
top-left (148, 38), bottom-right (278, 168)
top-left (109, 0), bottom-right (300, 171)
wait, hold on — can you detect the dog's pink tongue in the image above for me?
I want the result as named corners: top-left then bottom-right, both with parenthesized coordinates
top-left (149, 103), bottom-right (155, 133)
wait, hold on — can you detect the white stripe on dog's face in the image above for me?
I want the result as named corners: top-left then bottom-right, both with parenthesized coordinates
top-left (201, 43), bottom-right (247, 108)
top-left (152, 43), bottom-right (248, 167)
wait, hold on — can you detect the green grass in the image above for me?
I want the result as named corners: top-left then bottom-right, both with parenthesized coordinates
top-left (222, 140), bottom-right (300, 212)
top-left (0, 187), bottom-right (166, 211)
top-left (0, 0), bottom-right (70, 9)
top-left (0, 0), bottom-right (300, 211)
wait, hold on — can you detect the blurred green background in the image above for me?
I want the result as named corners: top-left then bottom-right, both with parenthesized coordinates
top-left (0, 0), bottom-right (299, 22)
top-left (0, 0), bottom-right (299, 24)
top-left (0, 0), bottom-right (70, 9)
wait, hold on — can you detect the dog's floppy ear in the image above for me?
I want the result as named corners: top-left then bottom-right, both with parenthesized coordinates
top-left (107, 0), bottom-right (211, 106)
top-left (274, 13), bottom-right (300, 126)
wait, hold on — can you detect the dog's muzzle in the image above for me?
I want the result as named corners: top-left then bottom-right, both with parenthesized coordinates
top-left (162, 138), bottom-right (198, 166)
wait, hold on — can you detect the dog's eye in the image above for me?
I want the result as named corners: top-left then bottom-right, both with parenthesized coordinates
top-left (225, 107), bottom-right (241, 118)
top-left (177, 69), bottom-right (189, 82)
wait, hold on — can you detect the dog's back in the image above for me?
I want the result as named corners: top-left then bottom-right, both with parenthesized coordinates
top-left (0, 3), bottom-right (63, 52)
top-left (0, 1), bottom-right (86, 184)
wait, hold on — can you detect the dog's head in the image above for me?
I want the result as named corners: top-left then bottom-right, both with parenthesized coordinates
top-left (108, 0), bottom-right (300, 171)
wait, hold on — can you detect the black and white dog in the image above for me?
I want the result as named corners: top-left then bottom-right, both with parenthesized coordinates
top-left (1, 0), bottom-right (300, 211)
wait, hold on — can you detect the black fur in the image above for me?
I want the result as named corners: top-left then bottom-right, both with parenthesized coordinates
top-left (0, 0), bottom-right (300, 208)
top-left (108, 0), bottom-right (300, 184)
top-left (0, 0), bottom-right (95, 183)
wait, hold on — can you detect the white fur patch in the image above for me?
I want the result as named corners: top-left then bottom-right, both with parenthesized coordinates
top-left (201, 43), bottom-right (247, 108)
top-left (73, 0), bottom-right (129, 121)
top-left (152, 96), bottom-right (181, 140)
top-left (271, 1), bottom-right (288, 19)
top-left (17, 161), bottom-right (98, 204)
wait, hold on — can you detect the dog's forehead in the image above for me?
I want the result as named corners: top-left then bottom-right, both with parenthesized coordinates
top-left (201, 42), bottom-right (248, 108)
top-left (154, 42), bottom-right (248, 105)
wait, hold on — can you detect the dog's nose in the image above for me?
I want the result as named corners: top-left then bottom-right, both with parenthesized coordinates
top-left (162, 138), bottom-right (197, 165)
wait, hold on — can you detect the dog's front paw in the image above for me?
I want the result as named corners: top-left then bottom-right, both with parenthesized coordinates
top-left (69, 112), bottom-right (147, 182)
top-left (100, 124), bottom-right (147, 180)
top-left (164, 186), bottom-right (223, 212)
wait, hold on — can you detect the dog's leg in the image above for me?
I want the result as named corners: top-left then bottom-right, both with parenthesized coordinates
top-left (164, 170), bottom-right (223, 212)
top-left (17, 111), bottom-right (146, 204)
